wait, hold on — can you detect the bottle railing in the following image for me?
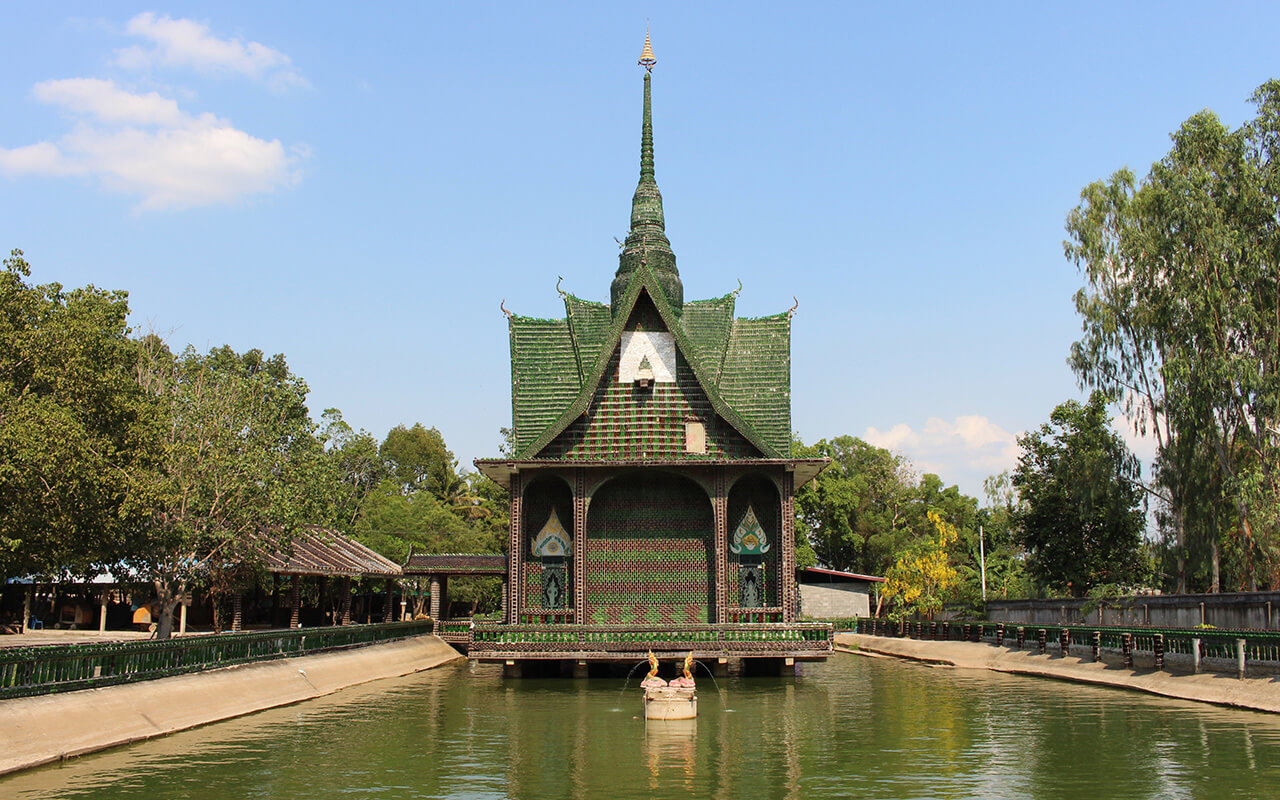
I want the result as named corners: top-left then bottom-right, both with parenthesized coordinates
top-left (851, 617), bottom-right (1280, 676)
top-left (0, 620), bottom-right (436, 699)
top-left (468, 622), bottom-right (834, 654)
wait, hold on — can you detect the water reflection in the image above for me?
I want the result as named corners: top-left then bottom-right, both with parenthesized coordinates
top-left (4, 655), bottom-right (1280, 799)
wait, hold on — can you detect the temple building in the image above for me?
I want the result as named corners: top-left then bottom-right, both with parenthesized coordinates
top-left (472, 35), bottom-right (831, 673)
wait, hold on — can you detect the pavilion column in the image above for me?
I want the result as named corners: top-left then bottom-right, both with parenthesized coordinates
top-left (712, 468), bottom-right (729, 623)
top-left (508, 473), bottom-right (524, 624)
top-left (289, 576), bottom-right (301, 629)
top-left (501, 577), bottom-right (508, 619)
top-left (573, 468), bottom-right (587, 625)
top-left (232, 592), bottom-right (243, 632)
top-left (429, 575), bottom-right (442, 620)
top-left (98, 589), bottom-right (109, 633)
top-left (340, 577), bottom-right (353, 625)
top-left (383, 579), bottom-right (395, 623)
top-left (780, 471), bottom-right (798, 622)
top-left (271, 574), bottom-right (280, 627)
top-left (318, 577), bottom-right (330, 625)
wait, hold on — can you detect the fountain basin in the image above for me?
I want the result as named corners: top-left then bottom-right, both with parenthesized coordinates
top-left (643, 685), bottom-right (697, 720)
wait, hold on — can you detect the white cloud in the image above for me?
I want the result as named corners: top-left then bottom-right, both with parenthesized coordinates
top-left (115, 12), bottom-right (309, 91)
top-left (864, 415), bottom-right (1023, 490)
top-left (0, 79), bottom-right (300, 209)
top-left (34, 78), bottom-right (186, 126)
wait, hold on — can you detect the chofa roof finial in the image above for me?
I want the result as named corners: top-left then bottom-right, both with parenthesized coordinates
top-left (639, 25), bottom-right (657, 73)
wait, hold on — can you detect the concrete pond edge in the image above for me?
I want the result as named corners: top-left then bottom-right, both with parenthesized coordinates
top-left (837, 632), bottom-right (1280, 715)
top-left (0, 634), bottom-right (464, 777)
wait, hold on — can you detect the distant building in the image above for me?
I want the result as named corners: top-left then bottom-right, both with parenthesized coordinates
top-left (798, 567), bottom-right (886, 619)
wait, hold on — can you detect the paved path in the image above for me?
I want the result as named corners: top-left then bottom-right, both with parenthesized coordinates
top-left (838, 632), bottom-right (1280, 714)
top-left (0, 634), bottom-right (463, 776)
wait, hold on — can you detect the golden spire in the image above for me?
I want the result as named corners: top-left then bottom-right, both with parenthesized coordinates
top-left (638, 27), bottom-right (656, 72)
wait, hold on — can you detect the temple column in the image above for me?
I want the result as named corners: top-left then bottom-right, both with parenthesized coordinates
top-left (289, 577), bottom-right (301, 629)
top-left (713, 468), bottom-right (729, 623)
top-left (780, 471), bottom-right (798, 622)
top-left (341, 577), bottom-right (353, 625)
top-left (573, 468), bottom-right (587, 625)
top-left (508, 474), bottom-right (524, 624)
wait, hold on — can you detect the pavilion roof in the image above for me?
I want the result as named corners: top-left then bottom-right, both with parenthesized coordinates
top-left (258, 526), bottom-right (401, 578)
top-left (403, 553), bottom-right (507, 576)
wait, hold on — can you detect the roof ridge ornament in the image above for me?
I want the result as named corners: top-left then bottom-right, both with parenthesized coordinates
top-left (639, 27), bottom-right (656, 72)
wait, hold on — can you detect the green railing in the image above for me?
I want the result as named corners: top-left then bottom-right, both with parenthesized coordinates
top-left (852, 617), bottom-right (1280, 674)
top-left (0, 621), bottom-right (436, 699)
top-left (469, 622), bottom-right (834, 655)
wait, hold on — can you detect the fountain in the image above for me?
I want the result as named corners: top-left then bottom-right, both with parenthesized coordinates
top-left (642, 652), bottom-right (697, 720)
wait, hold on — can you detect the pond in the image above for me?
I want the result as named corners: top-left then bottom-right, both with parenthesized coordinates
top-left (4, 652), bottom-right (1279, 799)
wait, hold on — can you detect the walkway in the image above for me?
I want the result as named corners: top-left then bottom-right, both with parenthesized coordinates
top-left (838, 632), bottom-right (1280, 714)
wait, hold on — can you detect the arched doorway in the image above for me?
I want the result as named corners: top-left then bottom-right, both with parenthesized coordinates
top-left (523, 475), bottom-right (575, 613)
top-left (728, 474), bottom-right (782, 609)
top-left (585, 472), bottom-right (713, 624)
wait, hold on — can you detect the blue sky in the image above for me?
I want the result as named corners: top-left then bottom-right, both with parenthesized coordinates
top-left (2, 3), bottom-right (1278, 500)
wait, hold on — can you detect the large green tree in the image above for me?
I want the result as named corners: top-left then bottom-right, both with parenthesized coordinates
top-left (794, 435), bottom-right (917, 576)
top-left (1067, 79), bottom-right (1280, 590)
top-left (1012, 393), bottom-right (1146, 596)
top-left (0, 251), bottom-right (157, 579)
top-left (130, 342), bottom-right (331, 637)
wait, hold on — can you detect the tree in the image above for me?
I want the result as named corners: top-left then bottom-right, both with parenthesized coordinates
top-left (1012, 393), bottom-right (1146, 596)
top-left (881, 511), bottom-right (960, 620)
top-left (794, 435), bottom-right (917, 576)
top-left (1067, 79), bottom-right (1280, 590)
top-left (319, 409), bottom-right (385, 529)
top-left (380, 423), bottom-right (457, 497)
top-left (130, 342), bottom-right (330, 638)
top-left (0, 251), bottom-right (157, 579)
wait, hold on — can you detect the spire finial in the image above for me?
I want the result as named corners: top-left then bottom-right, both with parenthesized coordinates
top-left (639, 26), bottom-right (656, 72)
top-left (612, 28), bottom-right (681, 313)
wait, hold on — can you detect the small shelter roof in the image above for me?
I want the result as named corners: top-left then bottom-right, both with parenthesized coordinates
top-left (799, 567), bottom-right (885, 583)
top-left (259, 526), bottom-right (401, 578)
top-left (403, 553), bottom-right (507, 576)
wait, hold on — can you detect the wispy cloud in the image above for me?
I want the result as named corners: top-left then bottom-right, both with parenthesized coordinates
top-left (864, 415), bottom-right (1022, 482)
top-left (114, 12), bottom-right (309, 91)
top-left (0, 78), bottom-right (300, 209)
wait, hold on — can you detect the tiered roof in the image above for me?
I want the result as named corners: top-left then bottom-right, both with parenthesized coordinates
top-left (491, 43), bottom-right (795, 466)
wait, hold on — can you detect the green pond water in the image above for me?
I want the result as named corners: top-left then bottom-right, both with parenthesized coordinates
top-left (4, 653), bottom-right (1280, 799)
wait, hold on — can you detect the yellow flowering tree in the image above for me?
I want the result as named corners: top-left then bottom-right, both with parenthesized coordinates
top-left (881, 510), bottom-right (959, 620)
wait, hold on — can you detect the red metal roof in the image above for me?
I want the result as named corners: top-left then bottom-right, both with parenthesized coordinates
top-left (799, 566), bottom-right (885, 583)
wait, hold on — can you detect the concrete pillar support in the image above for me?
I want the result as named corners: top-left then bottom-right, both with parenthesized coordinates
top-left (1237, 638), bottom-right (1247, 679)
top-left (1192, 637), bottom-right (1202, 673)
top-left (98, 589), bottom-right (109, 634)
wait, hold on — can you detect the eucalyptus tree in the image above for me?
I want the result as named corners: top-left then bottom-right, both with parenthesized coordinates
top-left (1066, 80), bottom-right (1280, 590)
